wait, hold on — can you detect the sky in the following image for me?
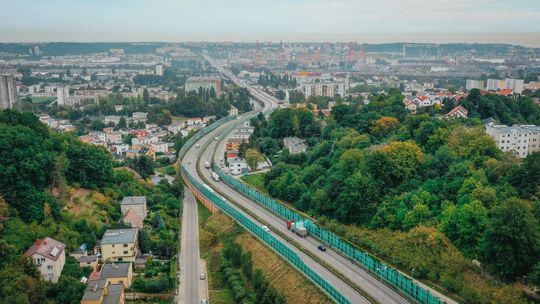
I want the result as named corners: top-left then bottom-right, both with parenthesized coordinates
top-left (2, 0), bottom-right (540, 47)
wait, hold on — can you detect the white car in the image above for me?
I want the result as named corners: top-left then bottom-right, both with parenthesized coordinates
top-left (261, 225), bottom-right (270, 233)
top-left (200, 273), bottom-right (206, 280)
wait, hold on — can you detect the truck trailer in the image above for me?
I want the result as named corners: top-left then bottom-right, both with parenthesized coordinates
top-left (287, 220), bottom-right (308, 238)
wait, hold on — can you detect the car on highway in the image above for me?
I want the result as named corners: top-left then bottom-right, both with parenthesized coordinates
top-left (195, 144), bottom-right (200, 148)
top-left (261, 225), bottom-right (270, 233)
top-left (317, 245), bottom-right (327, 252)
top-left (200, 273), bottom-right (206, 280)
top-left (200, 300), bottom-right (208, 304)
top-left (214, 136), bottom-right (219, 141)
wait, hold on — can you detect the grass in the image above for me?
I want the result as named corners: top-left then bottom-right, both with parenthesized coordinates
top-left (197, 201), bottom-right (237, 304)
top-left (172, 115), bottom-right (188, 122)
top-left (197, 201), bottom-right (330, 304)
top-left (240, 173), bottom-right (267, 193)
top-left (30, 97), bottom-right (54, 103)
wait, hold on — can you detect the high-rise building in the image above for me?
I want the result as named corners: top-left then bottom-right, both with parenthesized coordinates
top-left (466, 79), bottom-right (485, 91)
top-left (505, 78), bottom-right (524, 94)
top-left (0, 74), bottom-right (17, 109)
top-left (155, 64), bottom-right (164, 76)
top-left (486, 79), bottom-right (506, 91)
top-left (301, 81), bottom-right (347, 98)
top-left (57, 86), bottom-right (70, 106)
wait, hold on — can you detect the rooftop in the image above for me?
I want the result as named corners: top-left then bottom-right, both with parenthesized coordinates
top-left (24, 237), bottom-right (66, 261)
top-left (101, 228), bottom-right (138, 245)
top-left (100, 262), bottom-right (131, 279)
top-left (120, 196), bottom-right (146, 206)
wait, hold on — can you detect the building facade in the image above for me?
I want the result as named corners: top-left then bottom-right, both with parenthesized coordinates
top-left (301, 81), bottom-right (347, 98)
top-left (0, 74), bottom-right (17, 109)
top-left (485, 124), bottom-right (540, 158)
top-left (99, 229), bottom-right (139, 262)
top-left (24, 237), bottom-right (66, 283)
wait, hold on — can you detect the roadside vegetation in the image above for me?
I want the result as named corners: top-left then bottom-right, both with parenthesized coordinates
top-left (240, 89), bottom-right (540, 303)
top-left (197, 203), bottom-right (330, 304)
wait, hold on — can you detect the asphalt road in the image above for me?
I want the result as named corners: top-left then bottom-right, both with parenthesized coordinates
top-left (178, 190), bottom-right (207, 304)
top-left (185, 56), bottom-right (456, 304)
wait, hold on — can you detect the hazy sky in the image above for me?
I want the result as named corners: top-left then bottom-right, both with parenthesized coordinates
top-left (2, 0), bottom-right (540, 46)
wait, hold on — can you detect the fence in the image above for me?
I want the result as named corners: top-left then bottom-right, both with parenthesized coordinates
top-left (178, 115), bottom-right (352, 304)
top-left (212, 157), bottom-right (447, 304)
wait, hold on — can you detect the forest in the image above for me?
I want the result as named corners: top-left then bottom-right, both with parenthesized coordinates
top-left (0, 110), bottom-right (183, 303)
top-left (244, 90), bottom-right (540, 303)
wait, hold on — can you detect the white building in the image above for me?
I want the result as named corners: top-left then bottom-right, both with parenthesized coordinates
top-left (0, 74), bottom-right (17, 109)
top-left (57, 86), bottom-right (70, 106)
top-left (486, 79), bottom-right (506, 91)
top-left (106, 131), bottom-right (123, 144)
top-left (104, 115), bottom-right (122, 125)
top-left (131, 112), bottom-right (148, 123)
top-left (150, 141), bottom-right (169, 154)
top-left (120, 196), bottom-right (147, 220)
top-left (185, 76), bottom-right (221, 95)
top-left (505, 78), bottom-right (524, 94)
top-left (156, 64), bottom-right (164, 76)
top-left (229, 158), bottom-right (248, 175)
top-left (301, 81), bottom-right (347, 98)
top-left (485, 124), bottom-right (540, 158)
top-left (283, 137), bottom-right (307, 154)
top-left (24, 237), bottom-right (66, 283)
top-left (466, 79), bottom-right (485, 91)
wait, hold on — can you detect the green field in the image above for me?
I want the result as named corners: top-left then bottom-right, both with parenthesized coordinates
top-left (31, 97), bottom-right (54, 103)
top-left (240, 173), bottom-right (266, 193)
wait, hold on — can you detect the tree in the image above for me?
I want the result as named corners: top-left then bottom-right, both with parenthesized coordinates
top-left (245, 149), bottom-right (264, 171)
top-left (118, 117), bottom-right (127, 129)
top-left (288, 90), bottom-right (305, 104)
top-left (441, 200), bottom-right (488, 257)
top-left (275, 90), bottom-right (286, 101)
top-left (482, 199), bottom-right (540, 280)
top-left (510, 152), bottom-right (540, 199)
top-left (139, 228), bottom-right (151, 253)
top-left (240, 252), bottom-right (253, 280)
top-left (143, 88), bottom-right (150, 103)
top-left (129, 156), bottom-right (155, 179)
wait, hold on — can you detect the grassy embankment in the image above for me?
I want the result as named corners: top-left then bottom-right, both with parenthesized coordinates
top-left (197, 201), bottom-right (330, 304)
top-left (241, 173), bottom-right (529, 303)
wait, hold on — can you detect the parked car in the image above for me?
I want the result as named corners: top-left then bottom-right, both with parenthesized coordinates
top-left (317, 245), bottom-right (327, 252)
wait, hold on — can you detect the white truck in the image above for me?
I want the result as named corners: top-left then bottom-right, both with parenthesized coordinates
top-left (211, 171), bottom-right (220, 182)
top-left (205, 161), bottom-right (211, 169)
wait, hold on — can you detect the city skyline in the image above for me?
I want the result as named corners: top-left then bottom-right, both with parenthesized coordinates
top-left (2, 0), bottom-right (540, 47)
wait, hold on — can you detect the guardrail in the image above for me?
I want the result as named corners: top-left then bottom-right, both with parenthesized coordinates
top-left (212, 160), bottom-right (447, 304)
top-left (178, 115), bottom-right (352, 304)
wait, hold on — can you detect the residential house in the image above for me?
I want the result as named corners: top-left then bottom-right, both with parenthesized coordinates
top-left (446, 105), bottom-right (469, 119)
top-left (229, 105), bottom-right (238, 116)
top-left (99, 229), bottom-right (139, 262)
top-left (78, 255), bottom-right (99, 272)
top-left (150, 141), bottom-right (169, 154)
top-left (99, 262), bottom-right (133, 288)
top-left (24, 237), bottom-right (66, 283)
top-left (131, 112), bottom-right (148, 123)
top-left (106, 132), bottom-right (123, 144)
top-left (81, 279), bottom-right (125, 304)
top-left (120, 209), bottom-right (144, 229)
top-left (283, 137), bottom-right (307, 154)
top-left (120, 196), bottom-right (148, 220)
top-left (229, 158), bottom-right (249, 175)
top-left (104, 115), bottom-right (121, 125)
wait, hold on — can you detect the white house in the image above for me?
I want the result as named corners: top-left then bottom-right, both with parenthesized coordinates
top-left (229, 158), bottom-right (249, 175)
top-left (150, 141), bottom-right (169, 154)
top-left (106, 132), bottom-right (123, 144)
top-left (24, 237), bottom-right (66, 283)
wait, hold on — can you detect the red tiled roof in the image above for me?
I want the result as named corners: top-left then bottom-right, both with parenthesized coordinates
top-left (121, 208), bottom-right (144, 228)
top-left (24, 237), bottom-right (66, 261)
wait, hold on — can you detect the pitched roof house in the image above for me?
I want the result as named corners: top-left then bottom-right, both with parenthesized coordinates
top-left (24, 237), bottom-right (66, 283)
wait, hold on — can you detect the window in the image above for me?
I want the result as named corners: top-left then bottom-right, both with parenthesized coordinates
top-left (47, 265), bottom-right (53, 270)
top-left (123, 244), bottom-right (128, 248)
top-left (123, 251), bottom-right (128, 254)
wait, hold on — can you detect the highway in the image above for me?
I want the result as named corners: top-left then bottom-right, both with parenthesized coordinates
top-left (178, 190), bottom-right (208, 304)
top-left (182, 56), bottom-right (455, 304)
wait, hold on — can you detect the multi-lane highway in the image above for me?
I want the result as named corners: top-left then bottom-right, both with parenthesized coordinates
top-left (181, 56), bottom-right (456, 304)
